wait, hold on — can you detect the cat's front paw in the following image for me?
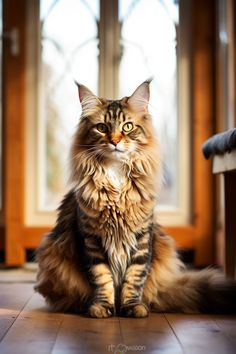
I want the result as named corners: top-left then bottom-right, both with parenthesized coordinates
top-left (120, 302), bottom-right (149, 318)
top-left (89, 303), bottom-right (114, 318)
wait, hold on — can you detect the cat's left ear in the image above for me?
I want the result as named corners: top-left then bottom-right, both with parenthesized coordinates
top-left (128, 79), bottom-right (152, 114)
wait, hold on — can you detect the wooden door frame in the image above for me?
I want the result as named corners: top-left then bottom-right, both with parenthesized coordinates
top-left (2, 0), bottom-right (27, 264)
top-left (166, 0), bottom-right (216, 265)
top-left (2, 0), bottom-right (216, 266)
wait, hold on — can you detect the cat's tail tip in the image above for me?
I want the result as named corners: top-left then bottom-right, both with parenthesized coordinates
top-left (199, 275), bottom-right (236, 314)
top-left (157, 269), bottom-right (236, 314)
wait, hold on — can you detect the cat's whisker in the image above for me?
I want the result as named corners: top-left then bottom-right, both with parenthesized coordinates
top-left (74, 144), bottom-right (98, 147)
top-left (73, 148), bottom-right (109, 164)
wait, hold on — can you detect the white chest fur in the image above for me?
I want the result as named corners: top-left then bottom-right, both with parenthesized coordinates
top-left (105, 163), bottom-right (125, 189)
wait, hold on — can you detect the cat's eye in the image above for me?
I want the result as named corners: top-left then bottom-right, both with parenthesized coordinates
top-left (97, 123), bottom-right (108, 133)
top-left (122, 122), bottom-right (134, 133)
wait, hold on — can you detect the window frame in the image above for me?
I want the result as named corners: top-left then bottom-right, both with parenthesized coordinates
top-left (26, 0), bottom-right (192, 226)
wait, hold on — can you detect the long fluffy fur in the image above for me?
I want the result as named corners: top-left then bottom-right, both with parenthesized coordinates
top-left (35, 82), bottom-right (236, 317)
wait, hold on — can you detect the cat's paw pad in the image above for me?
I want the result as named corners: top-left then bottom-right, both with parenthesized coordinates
top-left (120, 303), bottom-right (149, 318)
top-left (89, 303), bottom-right (114, 318)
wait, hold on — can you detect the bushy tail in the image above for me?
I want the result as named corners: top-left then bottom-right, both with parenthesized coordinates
top-left (153, 268), bottom-right (236, 314)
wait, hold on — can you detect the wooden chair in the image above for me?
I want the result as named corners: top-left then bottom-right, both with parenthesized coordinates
top-left (203, 128), bottom-right (236, 278)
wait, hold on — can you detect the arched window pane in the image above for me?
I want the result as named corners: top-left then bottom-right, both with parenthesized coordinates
top-left (40, 0), bottom-right (99, 209)
top-left (119, 0), bottom-right (179, 207)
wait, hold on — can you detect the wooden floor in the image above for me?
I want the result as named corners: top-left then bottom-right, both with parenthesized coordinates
top-left (0, 284), bottom-right (236, 354)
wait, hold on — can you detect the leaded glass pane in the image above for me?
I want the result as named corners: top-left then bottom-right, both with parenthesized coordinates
top-left (40, 0), bottom-right (99, 209)
top-left (119, 0), bottom-right (179, 207)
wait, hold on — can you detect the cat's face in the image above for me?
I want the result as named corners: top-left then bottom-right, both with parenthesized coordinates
top-left (76, 81), bottom-right (154, 162)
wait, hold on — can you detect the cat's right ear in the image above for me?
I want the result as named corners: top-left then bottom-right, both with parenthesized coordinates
top-left (128, 79), bottom-right (152, 115)
top-left (75, 82), bottom-right (101, 116)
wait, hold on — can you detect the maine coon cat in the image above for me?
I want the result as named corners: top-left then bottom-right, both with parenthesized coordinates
top-left (35, 80), bottom-right (236, 318)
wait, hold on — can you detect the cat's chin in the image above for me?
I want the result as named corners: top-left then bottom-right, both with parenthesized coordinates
top-left (110, 150), bottom-right (127, 160)
top-left (107, 143), bottom-right (134, 161)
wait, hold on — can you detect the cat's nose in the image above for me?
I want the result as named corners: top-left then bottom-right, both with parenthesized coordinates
top-left (111, 134), bottom-right (122, 146)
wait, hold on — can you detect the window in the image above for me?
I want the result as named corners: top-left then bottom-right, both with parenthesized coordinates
top-left (26, 0), bottom-right (191, 226)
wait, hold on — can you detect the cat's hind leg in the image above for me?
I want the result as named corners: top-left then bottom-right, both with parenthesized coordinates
top-left (35, 235), bottom-right (92, 313)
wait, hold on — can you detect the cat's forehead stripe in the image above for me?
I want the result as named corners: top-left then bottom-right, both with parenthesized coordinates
top-left (120, 111), bottom-right (126, 122)
top-left (107, 100), bottom-right (122, 110)
top-left (107, 101), bottom-right (123, 120)
top-left (104, 113), bottom-right (110, 123)
top-left (104, 100), bottom-right (130, 124)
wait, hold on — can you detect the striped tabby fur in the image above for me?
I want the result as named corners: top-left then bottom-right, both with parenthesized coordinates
top-left (35, 81), bottom-right (236, 318)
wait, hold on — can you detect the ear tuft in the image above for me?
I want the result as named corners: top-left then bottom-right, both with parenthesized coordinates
top-left (128, 79), bottom-right (152, 114)
top-left (75, 82), bottom-right (101, 116)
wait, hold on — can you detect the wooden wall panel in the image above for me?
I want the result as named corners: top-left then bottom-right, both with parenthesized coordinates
top-left (3, 0), bottom-right (26, 264)
top-left (191, 0), bottom-right (216, 264)
top-left (166, 0), bottom-right (216, 265)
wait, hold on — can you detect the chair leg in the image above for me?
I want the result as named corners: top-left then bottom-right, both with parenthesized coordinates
top-left (224, 172), bottom-right (236, 278)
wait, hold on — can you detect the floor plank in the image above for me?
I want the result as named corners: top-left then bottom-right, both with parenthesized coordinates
top-left (0, 291), bottom-right (62, 354)
top-left (0, 284), bottom-right (34, 342)
top-left (213, 316), bottom-right (236, 346)
top-left (165, 314), bottom-right (236, 354)
top-left (52, 315), bottom-right (122, 354)
top-left (0, 284), bottom-right (34, 310)
top-left (119, 313), bottom-right (184, 354)
top-left (1, 284), bottom-right (236, 354)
